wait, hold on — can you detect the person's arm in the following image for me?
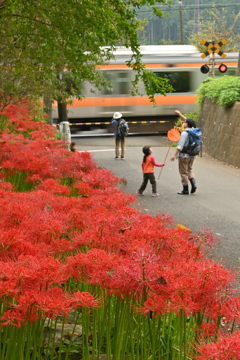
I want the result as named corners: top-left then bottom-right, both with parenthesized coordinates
top-left (170, 131), bottom-right (188, 161)
top-left (150, 155), bottom-right (164, 167)
top-left (170, 148), bottom-right (181, 161)
top-left (175, 110), bottom-right (186, 121)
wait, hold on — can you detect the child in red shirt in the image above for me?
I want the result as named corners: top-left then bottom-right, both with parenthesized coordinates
top-left (137, 146), bottom-right (164, 197)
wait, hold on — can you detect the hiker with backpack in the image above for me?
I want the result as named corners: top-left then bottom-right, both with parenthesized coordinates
top-left (111, 112), bottom-right (129, 159)
top-left (170, 110), bottom-right (202, 195)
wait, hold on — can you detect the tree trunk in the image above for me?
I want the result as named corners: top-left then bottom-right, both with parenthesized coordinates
top-left (57, 101), bottom-right (68, 124)
top-left (43, 97), bottom-right (53, 125)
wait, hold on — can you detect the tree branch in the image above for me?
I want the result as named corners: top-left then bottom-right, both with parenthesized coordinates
top-left (12, 13), bottom-right (52, 27)
top-left (0, 0), bottom-right (5, 10)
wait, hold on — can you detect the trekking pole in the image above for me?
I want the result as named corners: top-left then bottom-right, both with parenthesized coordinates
top-left (158, 128), bottom-right (181, 180)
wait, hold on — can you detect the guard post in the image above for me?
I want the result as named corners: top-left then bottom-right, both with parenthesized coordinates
top-left (58, 121), bottom-right (71, 149)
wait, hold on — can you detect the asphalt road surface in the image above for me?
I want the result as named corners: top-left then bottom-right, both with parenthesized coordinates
top-left (73, 133), bottom-right (240, 289)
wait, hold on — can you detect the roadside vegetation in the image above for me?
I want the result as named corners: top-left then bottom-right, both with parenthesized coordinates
top-left (197, 76), bottom-right (240, 108)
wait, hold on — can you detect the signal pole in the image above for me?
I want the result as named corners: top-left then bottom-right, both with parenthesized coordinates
top-left (193, 0), bottom-right (200, 34)
top-left (237, 49), bottom-right (240, 76)
top-left (209, 53), bottom-right (215, 78)
top-left (179, 0), bottom-right (183, 44)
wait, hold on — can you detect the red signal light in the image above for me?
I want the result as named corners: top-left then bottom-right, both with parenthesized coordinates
top-left (219, 64), bottom-right (227, 73)
top-left (200, 65), bottom-right (209, 74)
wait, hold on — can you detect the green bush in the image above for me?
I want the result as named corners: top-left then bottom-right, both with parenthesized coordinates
top-left (197, 76), bottom-right (240, 108)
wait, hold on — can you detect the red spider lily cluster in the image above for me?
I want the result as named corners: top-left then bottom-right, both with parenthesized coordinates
top-left (197, 330), bottom-right (240, 359)
top-left (0, 102), bottom-right (240, 359)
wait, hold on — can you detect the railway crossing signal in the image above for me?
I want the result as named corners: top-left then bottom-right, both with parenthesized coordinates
top-left (218, 63), bottom-right (228, 73)
top-left (200, 39), bottom-right (227, 58)
top-left (200, 63), bottom-right (228, 74)
top-left (200, 39), bottom-right (227, 76)
top-left (200, 65), bottom-right (210, 74)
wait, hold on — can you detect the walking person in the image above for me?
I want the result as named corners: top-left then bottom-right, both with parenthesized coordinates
top-left (170, 110), bottom-right (197, 195)
top-left (137, 146), bottom-right (165, 197)
top-left (111, 112), bottom-right (128, 159)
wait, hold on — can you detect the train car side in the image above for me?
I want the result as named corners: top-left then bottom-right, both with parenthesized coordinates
top-left (52, 45), bottom-right (238, 133)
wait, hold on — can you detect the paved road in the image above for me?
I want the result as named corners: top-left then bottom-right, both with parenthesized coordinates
top-left (73, 134), bottom-right (240, 287)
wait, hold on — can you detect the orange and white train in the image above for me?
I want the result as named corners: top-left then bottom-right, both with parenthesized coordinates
top-left (52, 45), bottom-right (238, 133)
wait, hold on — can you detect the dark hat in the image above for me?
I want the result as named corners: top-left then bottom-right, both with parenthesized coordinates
top-left (185, 118), bottom-right (196, 128)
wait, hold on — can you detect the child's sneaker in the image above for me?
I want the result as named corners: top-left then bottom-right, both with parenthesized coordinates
top-left (152, 193), bottom-right (159, 197)
top-left (136, 191), bottom-right (145, 196)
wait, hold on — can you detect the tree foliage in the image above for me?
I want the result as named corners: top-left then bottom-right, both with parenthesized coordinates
top-left (137, 0), bottom-right (240, 48)
top-left (0, 0), bottom-right (173, 114)
top-left (188, 16), bottom-right (240, 53)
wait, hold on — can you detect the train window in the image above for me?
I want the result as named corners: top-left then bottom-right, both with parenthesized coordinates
top-left (117, 72), bottom-right (129, 94)
top-left (102, 71), bottom-right (130, 95)
top-left (154, 71), bottom-right (191, 92)
top-left (102, 72), bottom-right (114, 94)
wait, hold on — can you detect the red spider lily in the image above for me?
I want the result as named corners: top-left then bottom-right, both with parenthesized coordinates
top-left (64, 247), bottom-right (163, 299)
top-left (160, 259), bottom-right (234, 318)
top-left (0, 255), bottom-right (99, 325)
top-left (1, 308), bottom-right (39, 328)
top-left (1, 103), bottom-right (56, 139)
top-left (37, 179), bottom-right (70, 196)
top-left (1, 288), bottom-right (98, 326)
top-left (141, 293), bottom-right (169, 317)
top-left (25, 174), bottom-right (42, 183)
top-left (64, 249), bottom-right (119, 285)
top-left (131, 257), bottom-right (235, 318)
top-left (191, 226), bottom-right (220, 254)
top-left (0, 182), bottom-right (12, 192)
top-left (222, 296), bottom-right (240, 322)
top-left (81, 167), bottom-right (120, 189)
top-left (0, 267), bottom-right (19, 299)
top-left (0, 133), bottom-right (96, 184)
top-left (74, 181), bottom-right (98, 196)
top-left (17, 288), bottom-right (76, 318)
top-left (197, 331), bottom-right (240, 359)
top-left (198, 322), bottom-right (217, 338)
top-left (70, 291), bottom-right (100, 309)
top-left (0, 255), bottom-right (66, 290)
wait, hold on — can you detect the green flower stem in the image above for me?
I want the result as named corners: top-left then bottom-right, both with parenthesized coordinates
top-left (106, 298), bottom-right (112, 360)
top-left (5, 171), bottom-right (32, 192)
top-left (113, 299), bottom-right (129, 360)
top-left (128, 306), bottom-right (135, 360)
top-left (91, 308), bottom-right (98, 359)
top-left (82, 307), bottom-right (90, 360)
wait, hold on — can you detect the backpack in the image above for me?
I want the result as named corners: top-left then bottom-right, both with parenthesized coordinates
top-left (118, 119), bottom-right (129, 137)
top-left (181, 128), bottom-right (202, 156)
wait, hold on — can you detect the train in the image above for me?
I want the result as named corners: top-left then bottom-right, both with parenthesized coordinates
top-left (52, 45), bottom-right (238, 133)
